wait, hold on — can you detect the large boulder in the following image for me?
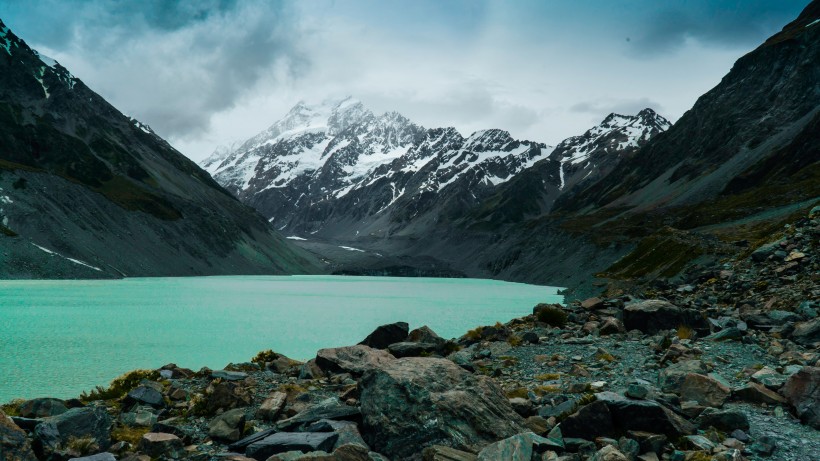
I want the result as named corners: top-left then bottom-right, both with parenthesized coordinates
top-left (33, 406), bottom-right (112, 457)
top-left (205, 380), bottom-right (252, 414)
top-left (623, 300), bottom-right (705, 334)
top-left (781, 366), bottom-right (819, 429)
top-left (679, 374), bottom-right (730, 408)
top-left (791, 318), bottom-right (820, 347)
top-left (594, 392), bottom-right (695, 437)
top-left (18, 398), bottom-right (69, 419)
top-left (476, 432), bottom-right (558, 461)
top-left (658, 360), bottom-right (708, 393)
top-left (1, 409), bottom-right (37, 461)
top-left (359, 322), bottom-right (409, 349)
top-left (315, 345), bottom-right (395, 377)
top-left (359, 357), bottom-right (526, 459)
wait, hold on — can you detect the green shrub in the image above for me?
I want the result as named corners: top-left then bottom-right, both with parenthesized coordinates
top-left (80, 369), bottom-right (160, 402)
top-left (535, 305), bottom-right (568, 327)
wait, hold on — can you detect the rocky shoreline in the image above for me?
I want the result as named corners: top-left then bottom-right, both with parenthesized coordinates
top-left (1, 209), bottom-right (818, 461)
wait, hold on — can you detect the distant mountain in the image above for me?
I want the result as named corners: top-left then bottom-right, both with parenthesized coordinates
top-left (202, 3), bottom-right (819, 293)
top-left (202, 97), bottom-right (668, 281)
top-left (202, 98), bottom-right (667, 236)
top-left (0, 19), bottom-right (316, 278)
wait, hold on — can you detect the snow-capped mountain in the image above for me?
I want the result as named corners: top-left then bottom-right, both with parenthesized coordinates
top-left (202, 98), bottom-right (669, 237)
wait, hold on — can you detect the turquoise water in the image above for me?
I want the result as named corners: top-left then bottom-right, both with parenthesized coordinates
top-left (0, 275), bottom-right (561, 402)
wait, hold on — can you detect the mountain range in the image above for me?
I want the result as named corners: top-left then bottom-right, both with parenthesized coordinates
top-left (1, 0), bottom-right (818, 292)
top-left (0, 19), bottom-right (316, 278)
top-left (202, 3), bottom-right (819, 293)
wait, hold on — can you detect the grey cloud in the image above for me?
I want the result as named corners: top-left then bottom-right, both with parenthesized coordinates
top-left (570, 97), bottom-right (664, 118)
top-left (627, 0), bottom-right (808, 56)
top-left (1, 0), bottom-right (304, 139)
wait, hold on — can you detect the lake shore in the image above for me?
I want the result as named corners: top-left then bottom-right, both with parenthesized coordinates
top-left (1, 212), bottom-right (818, 461)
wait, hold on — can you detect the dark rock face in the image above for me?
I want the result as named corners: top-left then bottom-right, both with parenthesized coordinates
top-left (0, 19), bottom-right (316, 279)
top-left (559, 400), bottom-right (614, 440)
top-left (18, 398), bottom-right (69, 419)
top-left (359, 357), bottom-right (525, 459)
top-left (245, 432), bottom-right (339, 460)
top-left (694, 408), bottom-right (750, 432)
top-left (33, 406), bottom-right (112, 455)
top-left (1, 410), bottom-right (37, 461)
top-left (594, 392), bottom-right (695, 437)
top-left (781, 366), bottom-right (819, 429)
top-left (359, 322), bottom-right (409, 349)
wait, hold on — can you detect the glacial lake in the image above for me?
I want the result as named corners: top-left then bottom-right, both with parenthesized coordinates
top-left (0, 275), bottom-right (561, 402)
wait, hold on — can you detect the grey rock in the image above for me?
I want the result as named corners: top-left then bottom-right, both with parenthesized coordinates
top-left (791, 318), bottom-right (820, 346)
top-left (658, 360), bottom-right (708, 393)
top-left (359, 322), bottom-right (409, 349)
top-left (595, 392), bottom-right (695, 437)
top-left (245, 432), bottom-right (338, 461)
top-left (212, 370), bottom-right (249, 381)
top-left (137, 432), bottom-right (184, 458)
top-left (359, 357), bottom-right (525, 459)
top-left (277, 398), bottom-right (360, 431)
top-left (477, 432), bottom-right (545, 461)
top-left (679, 373), bottom-right (730, 407)
top-left (694, 408), bottom-right (749, 432)
top-left (315, 345), bottom-right (395, 377)
top-left (125, 385), bottom-right (164, 408)
top-left (306, 419), bottom-right (368, 450)
top-left (68, 453), bottom-right (116, 461)
top-left (119, 407), bottom-right (158, 427)
top-left (209, 408), bottom-right (246, 442)
top-left (1, 409), bottom-right (37, 461)
top-left (257, 392), bottom-right (287, 421)
top-left (387, 341), bottom-right (440, 358)
top-left (18, 398), bottom-right (69, 419)
top-left (781, 366), bottom-right (819, 429)
top-left (623, 300), bottom-right (703, 334)
top-left (228, 428), bottom-right (277, 452)
top-left (421, 445), bottom-right (478, 461)
top-left (560, 400), bottom-right (613, 440)
top-left (34, 406), bottom-right (112, 454)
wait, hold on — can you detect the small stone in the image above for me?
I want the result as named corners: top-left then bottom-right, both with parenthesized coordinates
top-left (208, 407), bottom-right (246, 442)
top-left (679, 373), bottom-right (730, 407)
top-left (256, 392), bottom-right (287, 421)
top-left (749, 435), bottom-right (777, 457)
top-left (211, 370), bottom-right (249, 381)
top-left (138, 432), bottom-right (184, 459)
top-left (626, 383), bottom-right (648, 400)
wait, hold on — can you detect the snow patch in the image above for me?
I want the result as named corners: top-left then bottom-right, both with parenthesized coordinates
top-left (339, 246), bottom-right (365, 252)
top-left (30, 243), bottom-right (102, 271)
top-left (807, 19), bottom-right (820, 28)
top-left (286, 236), bottom-right (307, 241)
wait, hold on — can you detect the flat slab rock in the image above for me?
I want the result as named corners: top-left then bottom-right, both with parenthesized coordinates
top-left (315, 345), bottom-right (395, 376)
top-left (245, 432), bottom-right (339, 461)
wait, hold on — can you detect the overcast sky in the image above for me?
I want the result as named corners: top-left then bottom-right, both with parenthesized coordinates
top-left (0, 0), bottom-right (809, 161)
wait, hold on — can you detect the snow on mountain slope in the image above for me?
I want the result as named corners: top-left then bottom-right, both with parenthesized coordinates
top-left (201, 99), bottom-right (668, 235)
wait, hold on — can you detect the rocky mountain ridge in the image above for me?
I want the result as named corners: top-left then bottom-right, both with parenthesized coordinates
top-left (202, 98), bottom-right (668, 239)
top-left (0, 18), bottom-right (317, 278)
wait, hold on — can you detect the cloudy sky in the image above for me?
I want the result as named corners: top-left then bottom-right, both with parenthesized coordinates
top-left (0, 0), bottom-right (809, 161)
